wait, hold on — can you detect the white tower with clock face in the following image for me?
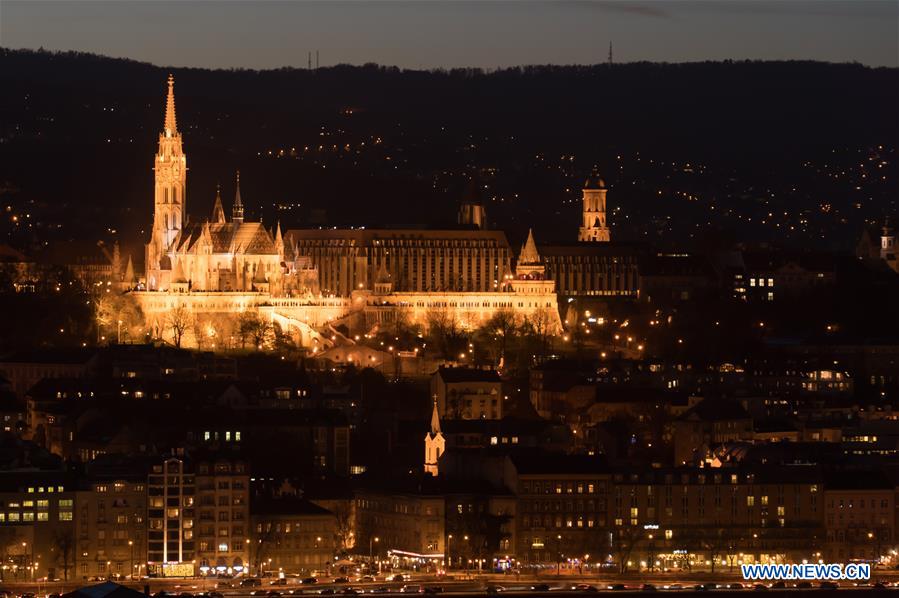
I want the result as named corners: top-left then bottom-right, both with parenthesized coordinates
top-left (146, 74), bottom-right (187, 287)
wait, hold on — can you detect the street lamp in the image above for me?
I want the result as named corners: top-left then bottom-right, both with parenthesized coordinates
top-left (556, 535), bottom-right (562, 577)
top-left (128, 540), bottom-right (134, 581)
top-left (446, 534), bottom-right (453, 570)
top-left (369, 537), bottom-right (379, 573)
top-left (464, 536), bottom-right (469, 576)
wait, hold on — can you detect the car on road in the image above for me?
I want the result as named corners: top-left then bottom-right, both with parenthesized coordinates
top-left (771, 581), bottom-right (786, 589)
top-left (302, 578), bottom-right (318, 585)
top-left (369, 588), bottom-right (390, 594)
top-left (752, 584), bottom-right (768, 591)
top-left (609, 584), bottom-right (627, 591)
top-left (641, 584), bottom-right (658, 592)
top-left (267, 591), bottom-right (282, 598)
top-left (391, 574), bottom-right (407, 582)
top-left (240, 579), bottom-right (262, 588)
top-left (819, 581), bottom-right (838, 590)
top-left (400, 585), bottom-right (423, 593)
top-left (486, 586), bottom-right (505, 594)
top-left (340, 589), bottom-right (361, 596)
top-left (530, 584), bottom-right (551, 592)
top-left (795, 581), bottom-right (812, 589)
top-left (333, 577), bottom-right (350, 584)
top-left (728, 583), bottom-right (744, 590)
top-left (573, 584), bottom-right (598, 592)
top-left (359, 575), bottom-right (376, 583)
top-left (423, 587), bottom-right (443, 594)
top-left (317, 590), bottom-right (335, 596)
top-left (270, 579), bottom-right (288, 586)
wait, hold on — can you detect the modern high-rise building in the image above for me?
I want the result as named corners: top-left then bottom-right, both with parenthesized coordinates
top-left (146, 457), bottom-right (195, 577)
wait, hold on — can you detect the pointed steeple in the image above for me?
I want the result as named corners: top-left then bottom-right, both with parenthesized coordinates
top-left (123, 255), bottom-right (135, 284)
top-left (519, 228), bottom-right (540, 265)
top-left (274, 221), bottom-right (284, 251)
top-left (376, 260), bottom-right (390, 284)
top-left (211, 183), bottom-right (226, 224)
top-left (430, 397), bottom-right (441, 435)
top-left (232, 171), bottom-right (244, 224)
top-left (164, 74), bottom-right (177, 137)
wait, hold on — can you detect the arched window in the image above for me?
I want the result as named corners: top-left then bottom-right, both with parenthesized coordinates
top-left (172, 186), bottom-right (178, 203)
top-left (165, 213), bottom-right (169, 229)
top-left (163, 187), bottom-right (168, 203)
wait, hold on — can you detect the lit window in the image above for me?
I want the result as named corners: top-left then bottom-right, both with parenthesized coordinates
top-left (59, 512), bottom-right (73, 521)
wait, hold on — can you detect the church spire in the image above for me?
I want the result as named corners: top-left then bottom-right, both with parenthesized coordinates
top-left (430, 397), bottom-right (441, 435)
top-left (232, 171), bottom-right (244, 224)
top-left (164, 74), bottom-right (177, 137)
top-left (211, 183), bottom-right (226, 224)
top-left (519, 228), bottom-right (540, 265)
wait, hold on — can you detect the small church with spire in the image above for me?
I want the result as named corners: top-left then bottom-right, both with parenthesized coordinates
top-left (424, 398), bottom-right (445, 476)
top-left (144, 76), bottom-right (285, 293)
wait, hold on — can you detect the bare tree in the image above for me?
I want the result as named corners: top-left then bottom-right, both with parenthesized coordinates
top-left (483, 308), bottom-right (519, 362)
top-left (166, 302), bottom-right (192, 348)
top-left (54, 528), bottom-right (75, 581)
top-left (238, 311), bottom-right (273, 349)
top-left (523, 307), bottom-right (557, 360)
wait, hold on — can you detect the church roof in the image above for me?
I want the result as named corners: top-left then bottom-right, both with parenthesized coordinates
top-left (519, 228), bottom-right (541, 265)
top-left (175, 221), bottom-right (277, 255)
top-left (583, 167), bottom-right (606, 190)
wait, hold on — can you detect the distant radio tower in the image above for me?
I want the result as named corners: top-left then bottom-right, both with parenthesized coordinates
top-left (608, 41), bottom-right (614, 66)
top-left (308, 51), bottom-right (312, 70)
top-left (316, 50), bottom-right (320, 69)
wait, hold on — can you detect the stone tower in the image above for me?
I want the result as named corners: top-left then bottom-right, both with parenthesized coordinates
top-left (578, 167), bottom-right (610, 242)
top-left (458, 178), bottom-right (488, 230)
top-left (146, 75), bottom-right (187, 283)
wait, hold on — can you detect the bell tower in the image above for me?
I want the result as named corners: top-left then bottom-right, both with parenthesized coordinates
top-left (147, 74), bottom-right (187, 279)
top-left (578, 167), bottom-right (611, 242)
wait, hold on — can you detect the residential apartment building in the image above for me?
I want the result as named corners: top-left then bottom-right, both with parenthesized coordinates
top-left (195, 457), bottom-right (250, 575)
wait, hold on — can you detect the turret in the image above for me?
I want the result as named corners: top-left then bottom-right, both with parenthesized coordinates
top-left (211, 183), bottom-right (226, 224)
top-left (232, 171), bottom-right (244, 224)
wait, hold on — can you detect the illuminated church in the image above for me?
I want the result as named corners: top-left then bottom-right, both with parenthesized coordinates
top-left (145, 76), bottom-right (284, 293)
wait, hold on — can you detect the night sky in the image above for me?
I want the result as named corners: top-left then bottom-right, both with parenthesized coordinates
top-left (2, 0), bottom-right (897, 69)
